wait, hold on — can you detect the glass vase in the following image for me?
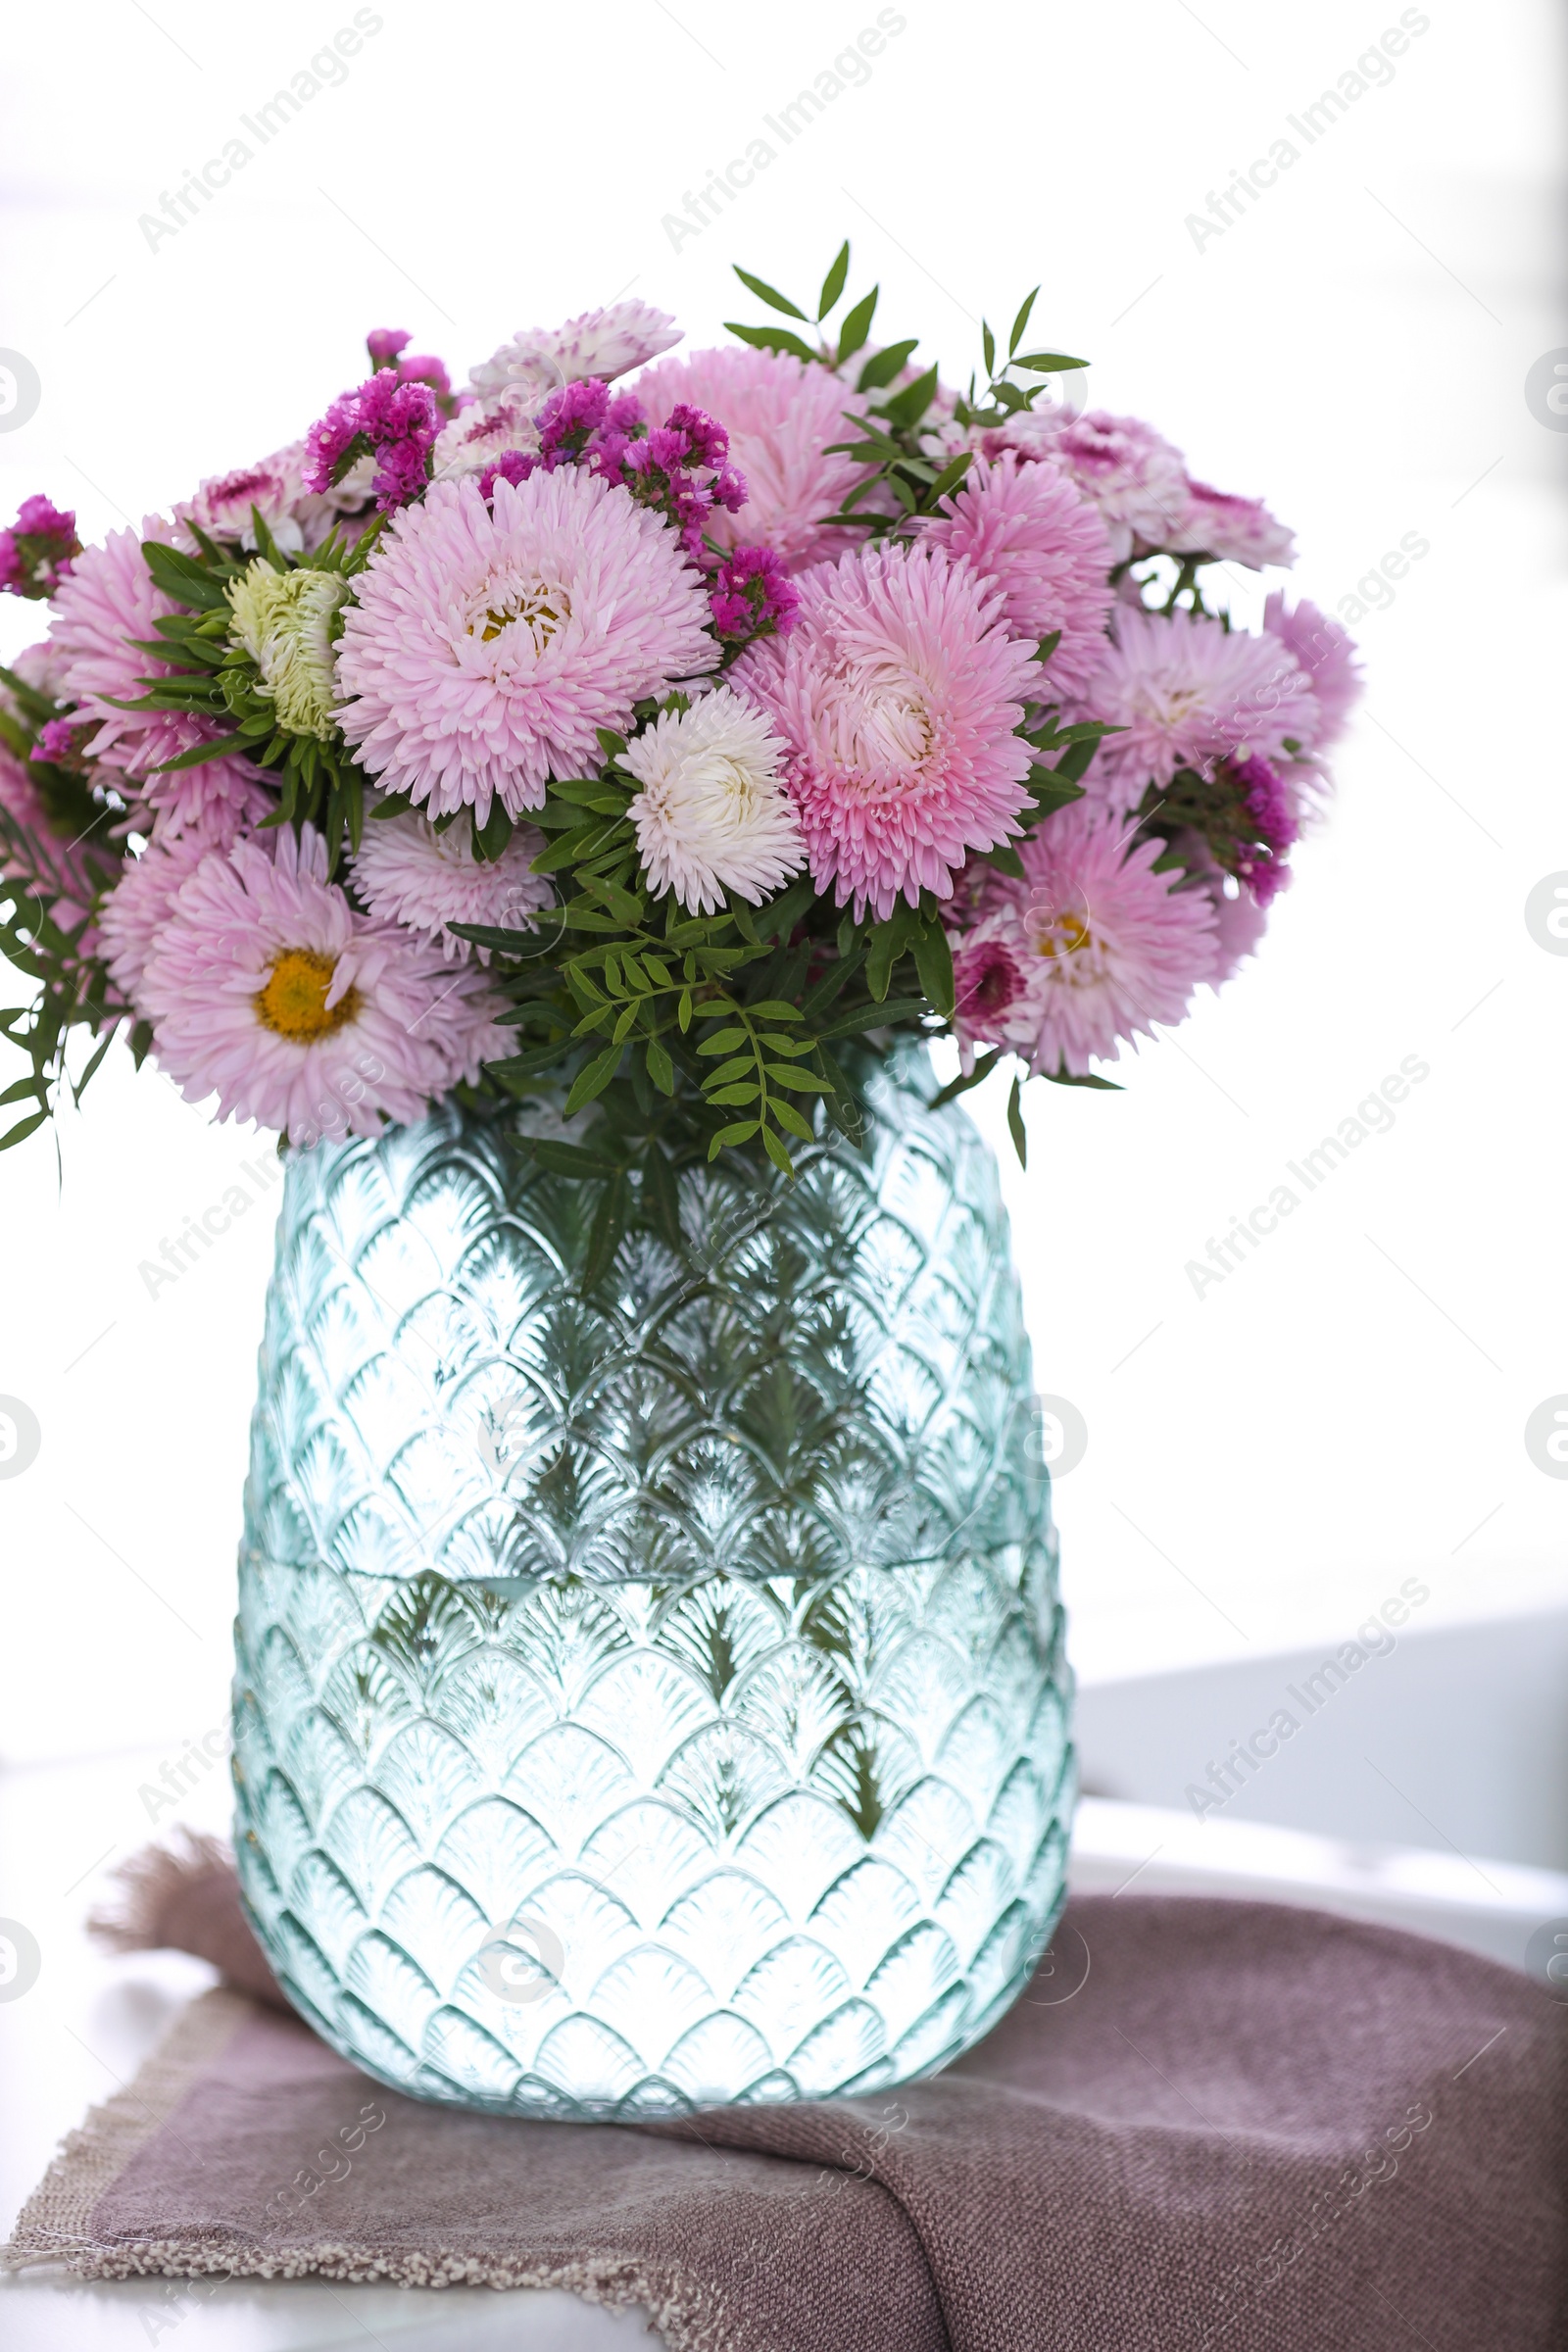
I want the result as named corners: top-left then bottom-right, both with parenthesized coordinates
top-left (231, 1046), bottom-right (1074, 2119)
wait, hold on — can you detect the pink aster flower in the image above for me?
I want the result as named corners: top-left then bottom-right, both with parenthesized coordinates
top-left (1170, 479), bottom-right (1296, 569)
top-left (351, 808), bottom-right (553, 961)
top-left (97, 802), bottom-right (250, 1006)
top-left (1263, 593), bottom-right (1362, 749)
top-left (46, 522), bottom-right (269, 828)
top-left (1076, 607), bottom-right (1320, 809)
top-left (138, 823), bottom-right (503, 1145)
top-left (433, 393), bottom-right (545, 484)
top-left (175, 445), bottom-right (319, 557)
top-left (1030, 412), bottom-right (1190, 563)
top-left (733, 542), bottom-right (1037, 920)
top-left (952, 801), bottom-right (1219, 1074)
top-left (633, 347), bottom-right (870, 573)
top-left (922, 451), bottom-right (1115, 696)
top-left (334, 469), bottom-right (717, 823)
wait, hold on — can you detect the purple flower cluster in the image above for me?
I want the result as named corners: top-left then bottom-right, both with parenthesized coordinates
top-left (0, 496), bottom-right (81, 600)
top-left (709, 545), bottom-right (800, 642)
top-left (304, 370), bottom-right (441, 514)
top-left (30, 715), bottom-right (80, 766)
top-left (365, 328), bottom-right (457, 414)
top-left (1231, 753), bottom-right (1298, 905)
top-left (474, 381), bottom-right (748, 565)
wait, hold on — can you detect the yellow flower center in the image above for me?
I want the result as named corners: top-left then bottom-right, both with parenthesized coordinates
top-left (256, 950), bottom-right (360, 1042)
top-left (1038, 911), bottom-right (1092, 959)
top-left (475, 583), bottom-right (570, 650)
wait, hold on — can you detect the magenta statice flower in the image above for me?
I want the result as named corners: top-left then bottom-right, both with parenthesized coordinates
top-left (922, 451), bottom-right (1115, 696)
top-left (710, 545), bottom-right (801, 642)
top-left (138, 823), bottom-right (503, 1145)
top-left (1171, 480), bottom-right (1296, 569)
top-left (304, 370), bottom-right (440, 513)
top-left (0, 496), bottom-right (80, 599)
top-left (1076, 606), bottom-right (1320, 808)
top-left (634, 347), bottom-right (872, 572)
top-left (335, 469), bottom-right (718, 822)
top-left (46, 522), bottom-right (267, 826)
top-left (951, 800), bottom-right (1219, 1074)
top-left (1263, 593), bottom-right (1362, 748)
top-left (733, 542), bottom-right (1038, 920)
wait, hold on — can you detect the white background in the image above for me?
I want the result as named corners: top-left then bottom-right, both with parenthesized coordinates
top-left (0, 0), bottom-right (1563, 1786)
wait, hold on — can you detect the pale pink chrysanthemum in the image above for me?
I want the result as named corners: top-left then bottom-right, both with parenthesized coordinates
top-left (97, 802), bottom-right (251, 1007)
top-left (922, 451), bottom-right (1115, 696)
top-left (952, 801), bottom-right (1219, 1074)
top-left (174, 442), bottom-right (329, 557)
top-left (733, 542), bottom-right (1037, 920)
top-left (1076, 607), bottom-right (1320, 809)
top-left (432, 393), bottom-right (545, 484)
top-left (46, 522), bottom-right (267, 829)
top-left (1263, 593), bottom-right (1362, 750)
top-left (1029, 412), bottom-right (1190, 563)
top-left (633, 346), bottom-right (870, 572)
top-left (334, 469), bottom-right (717, 824)
top-left (139, 823), bottom-right (504, 1145)
top-left (622, 686), bottom-right (804, 915)
top-left (1170, 479), bottom-right (1296, 569)
top-left (470, 303), bottom-right (682, 401)
top-left (351, 807), bottom-right (553, 961)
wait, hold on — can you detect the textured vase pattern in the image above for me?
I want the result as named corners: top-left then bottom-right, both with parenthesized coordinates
top-left (233, 1049), bottom-right (1074, 2118)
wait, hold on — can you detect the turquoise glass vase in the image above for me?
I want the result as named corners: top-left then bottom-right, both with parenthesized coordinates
top-left (231, 1046), bottom-right (1074, 2118)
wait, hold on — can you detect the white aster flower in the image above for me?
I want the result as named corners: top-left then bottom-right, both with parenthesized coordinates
top-left (623, 687), bottom-right (805, 916)
top-left (226, 562), bottom-right (349, 740)
top-left (470, 302), bottom-right (682, 401)
top-left (351, 807), bottom-right (554, 961)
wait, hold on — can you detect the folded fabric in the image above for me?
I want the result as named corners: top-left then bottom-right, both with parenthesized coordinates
top-left (7, 1841), bottom-right (1562, 2351)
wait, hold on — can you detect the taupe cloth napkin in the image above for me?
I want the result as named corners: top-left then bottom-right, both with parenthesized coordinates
top-left (7, 1839), bottom-right (1564, 2350)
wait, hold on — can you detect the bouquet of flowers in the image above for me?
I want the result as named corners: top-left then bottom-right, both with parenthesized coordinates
top-left (0, 244), bottom-right (1359, 1185)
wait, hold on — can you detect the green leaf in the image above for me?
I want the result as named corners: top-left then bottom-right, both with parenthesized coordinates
top-left (707, 1082), bottom-right (760, 1106)
top-left (582, 1169), bottom-right (628, 1289)
top-left (982, 318), bottom-right (996, 377)
top-left (986, 844), bottom-right (1026, 879)
top-left (761, 1126), bottom-right (796, 1177)
top-left (816, 241), bottom-right (851, 319)
top-left (1033, 628), bottom-right (1062, 665)
top-left (817, 996), bottom-right (926, 1041)
top-left (836, 285), bottom-right (878, 366)
top-left (1012, 351), bottom-right (1089, 372)
top-left (564, 1042), bottom-right (625, 1114)
top-left (697, 1027), bottom-right (748, 1055)
top-left (641, 1141), bottom-right (683, 1247)
top-left (724, 320), bottom-right (818, 366)
top-left (594, 727), bottom-right (627, 759)
top-left (911, 919), bottom-right (955, 1018)
top-left (1006, 1074), bottom-right (1028, 1168)
top-left (857, 339), bottom-right (919, 391)
top-left (926, 450), bottom-right (974, 507)
top-left (1008, 287), bottom-right (1039, 357)
top-left (764, 1065), bottom-right (829, 1092)
top-left (1026, 766), bottom-right (1088, 815)
top-left (0, 1108), bottom-right (48, 1151)
top-left (141, 542), bottom-right (230, 611)
top-left (643, 1039), bottom-right (676, 1095)
top-left (928, 1046), bottom-right (1004, 1108)
top-left (746, 1001), bottom-right (805, 1023)
top-left (880, 365), bottom-right (941, 432)
top-left (732, 267), bottom-right (809, 320)
top-left (369, 790), bottom-right (415, 821)
top-left (770, 1098), bottom-right (815, 1142)
top-left (708, 1119), bottom-right (760, 1157)
top-left (702, 1054), bottom-right (756, 1087)
top-left (471, 801), bottom-right (514, 862)
top-left (1042, 1064), bottom-right (1124, 1091)
top-left (528, 1137), bottom-right (623, 1177)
